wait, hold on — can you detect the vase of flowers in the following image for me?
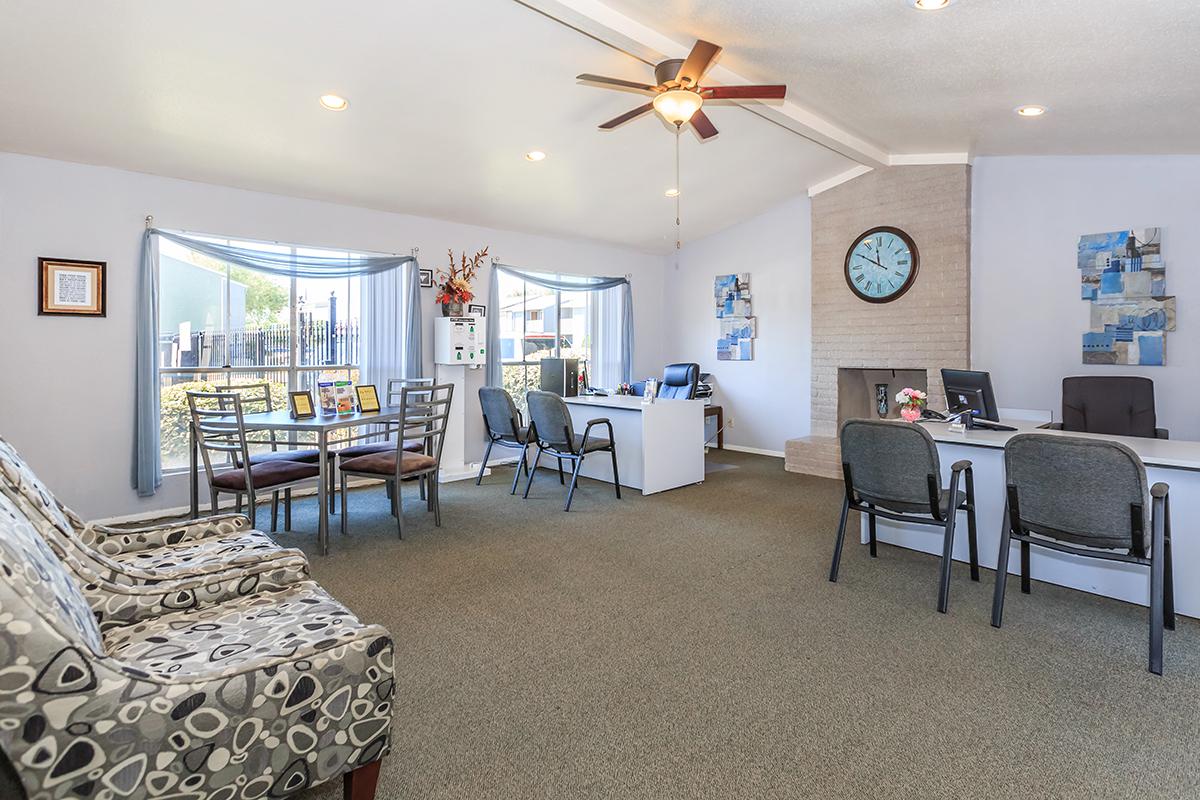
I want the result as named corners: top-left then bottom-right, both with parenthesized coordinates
top-left (436, 246), bottom-right (488, 316)
top-left (895, 387), bottom-right (927, 423)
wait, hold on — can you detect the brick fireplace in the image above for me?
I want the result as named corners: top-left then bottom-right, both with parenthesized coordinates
top-left (785, 165), bottom-right (972, 478)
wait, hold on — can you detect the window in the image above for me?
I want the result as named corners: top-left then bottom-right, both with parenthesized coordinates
top-left (497, 272), bottom-right (594, 405)
top-left (157, 235), bottom-right (366, 469)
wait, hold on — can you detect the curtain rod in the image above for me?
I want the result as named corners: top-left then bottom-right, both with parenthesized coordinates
top-left (144, 216), bottom-right (411, 258)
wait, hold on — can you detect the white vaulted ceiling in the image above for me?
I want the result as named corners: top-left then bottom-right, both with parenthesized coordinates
top-left (1, 1), bottom-right (1196, 254)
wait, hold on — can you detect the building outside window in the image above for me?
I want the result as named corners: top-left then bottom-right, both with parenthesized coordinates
top-left (496, 271), bottom-right (593, 406)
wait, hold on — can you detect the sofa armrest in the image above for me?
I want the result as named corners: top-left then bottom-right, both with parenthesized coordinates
top-left (1039, 422), bottom-right (1063, 430)
top-left (81, 513), bottom-right (253, 554)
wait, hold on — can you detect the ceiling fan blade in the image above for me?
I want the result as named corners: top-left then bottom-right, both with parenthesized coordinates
top-left (577, 73), bottom-right (658, 93)
top-left (675, 40), bottom-right (723, 88)
top-left (690, 109), bottom-right (718, 140)
top-left (599, 102), bottom-right (655, 130)
top-left (703, 84), bottom-right (787, 100)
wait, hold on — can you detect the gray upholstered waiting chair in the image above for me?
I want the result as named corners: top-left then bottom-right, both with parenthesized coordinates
top-left (829, 419), bottom-right (979, 613)
top-left (523, 390), bottom-right (620, 512)
top-left (340, 383), bottom-right (453, 539)
top-left (188, 391), bottom-right (323, 531)
top-left (478, 386), bottom-right (534, 493)
top-left (993, 433), bottom-right (1176, 674)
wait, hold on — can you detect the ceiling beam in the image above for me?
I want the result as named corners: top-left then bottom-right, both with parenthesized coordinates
top-left (515, 0), bottom-right (890, 168)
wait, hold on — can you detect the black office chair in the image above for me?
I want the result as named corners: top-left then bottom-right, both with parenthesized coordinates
top-left (658, 363), bottom-right (700, 399)
top-left (993, 433), bottom-right (1175, 674)
top-left (1042, 376), bottom-right (1167, 439)
top-left (523, 390), bottom-right (620, 511)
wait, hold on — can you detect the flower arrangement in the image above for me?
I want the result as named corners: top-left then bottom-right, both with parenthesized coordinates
top-left (436, 247), bottom-right (488, 310)
top-left (895, 387), bottom-right (927, 422)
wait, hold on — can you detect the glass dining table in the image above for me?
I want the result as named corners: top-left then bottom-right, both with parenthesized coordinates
top-left (188, 407), bottom-right (406, 555)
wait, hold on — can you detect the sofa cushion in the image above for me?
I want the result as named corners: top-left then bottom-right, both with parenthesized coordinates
top-left (102, 582), bottom-right (366, 676)
top-left (0, 492), bottom-right (103, 654)
top-left (107, 529), bottom-right (291, 577)
top-left (0, 437), bottom-right (75, 538)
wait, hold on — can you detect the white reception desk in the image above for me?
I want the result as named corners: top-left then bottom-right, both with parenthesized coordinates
top-left (866, 420), bottom-right (1200, 618)
top-left (563, 395), bottom-right (705, 494)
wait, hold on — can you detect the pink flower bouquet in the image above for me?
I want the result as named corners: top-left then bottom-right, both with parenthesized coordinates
top-left (895, 387), bottom-right (927, 422)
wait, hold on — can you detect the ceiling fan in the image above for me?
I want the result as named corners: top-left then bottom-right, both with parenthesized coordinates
top-left (577, 39), bottom-right (786, 140)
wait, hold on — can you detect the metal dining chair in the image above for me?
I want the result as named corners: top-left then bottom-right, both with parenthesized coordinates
top-left (336, 377), bottom-right (435, 503)
top-left (226, 382), bottom-right (337, 518)
top-left (828, 419), bottom-right (979, 614)
top-left (339, 383), bottom-right (454, 539)
top-left (523, 390), bottom-right (620, 512)
top-left (994, 433), bottom-right (1176, 674)
top-left (187, 391), bottom-right (322, 531)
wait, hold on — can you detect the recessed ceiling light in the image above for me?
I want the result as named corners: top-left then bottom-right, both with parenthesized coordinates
top-left (1015, 104), bottom-right (1047, 117)
top-left (909, 0), bottom-right (953, 9)
top-left (665, 188), bottom-right (680, 198)
top-left (524, 151), bottom-right (547, 162)
top-left (319, 94), bottom-right (349, 111)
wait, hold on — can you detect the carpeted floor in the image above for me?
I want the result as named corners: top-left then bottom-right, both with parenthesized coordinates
top-left (265, 450), bottom-right (1200, 800)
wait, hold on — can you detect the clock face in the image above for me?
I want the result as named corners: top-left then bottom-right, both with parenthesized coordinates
top-left (844, 227), bottom-right (920, 303)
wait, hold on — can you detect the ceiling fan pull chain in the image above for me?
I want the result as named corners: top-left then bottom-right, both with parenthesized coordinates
top-left (675, 123), bottom-right (682, 251)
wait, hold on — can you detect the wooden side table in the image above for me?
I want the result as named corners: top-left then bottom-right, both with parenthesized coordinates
top-left (704, 404), bottom-right (724, 449)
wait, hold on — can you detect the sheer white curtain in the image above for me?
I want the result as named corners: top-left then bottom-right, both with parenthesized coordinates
top-left (589, 284), bottom-right (625, 390)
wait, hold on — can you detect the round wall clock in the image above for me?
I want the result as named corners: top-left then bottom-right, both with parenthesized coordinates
top-left (844, 226), bottom-right (920, 304)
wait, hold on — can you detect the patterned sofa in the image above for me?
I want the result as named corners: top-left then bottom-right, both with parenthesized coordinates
top-left (0, 438), bottom-right (311, 628)
top-left (0, 439), bottom-right (394, 799)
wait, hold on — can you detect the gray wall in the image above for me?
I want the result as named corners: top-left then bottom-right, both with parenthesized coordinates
top-left (0, 152), bottom-right (664, 518)
top-left (972, 155), bottom-right (1200, 439)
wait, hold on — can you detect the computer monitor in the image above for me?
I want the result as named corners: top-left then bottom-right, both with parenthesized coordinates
top-left (940, 369), bottom-right (1000, 422)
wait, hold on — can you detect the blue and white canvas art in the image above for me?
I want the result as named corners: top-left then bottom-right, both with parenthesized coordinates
top-left (1078, 227), bottom-right (1173, 366)
top-left (715, 273), bottom-right (755, 360)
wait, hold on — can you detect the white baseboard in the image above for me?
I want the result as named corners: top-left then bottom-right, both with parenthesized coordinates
top-left (93, 478), bottom-right (380, 526)
top-left (722, 444), bottom-right (785, 459)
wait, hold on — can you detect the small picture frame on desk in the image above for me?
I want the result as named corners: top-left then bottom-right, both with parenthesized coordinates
top-left (289, 390), bottom-right (316, 420)
top-left (356, 384), bottom-right (381, 413)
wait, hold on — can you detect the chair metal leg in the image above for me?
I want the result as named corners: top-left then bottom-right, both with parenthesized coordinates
top-left (966, 502), bottom-right (980, 582)
top-left (477, 440), bottom-right (494, 485)
top-left (235, 493), bottom-right (243, 513)
top-left (1150, 503), bottom-right (1166, 675)
top-left (866, 503), bottom-right (877, 558)
top-left (1020, 540), bottom-right (1032, 594)
top-left (609, 447), bottom-right (621, 499)
top-left (394, 481), bottom-right (404, 540)
top-left (556, 457), bottom-right (565, 485)
top-left (247, 490), bottom-right (257, 530)
top-left (328, 464), bottom-right (336, 514)
top-left (936, 509), bottom-right (958, 614)
top-left (284, 488), bottom-right (292, 532)
top-left (523, 447), bottom-right (543, 499)
top-left (210, 489), bottom-right (220, 516)
top-left (991, 502), bottom-right (1012, 628)
top-left (1164, 498), bottom-right (1176, 631)
top-left (828, 495), bottom-right (850, 583)
top-left (564, 457), bottom-right (583, 512)
top-left (419, 474), bottom-right (427, 501)
top-left (340, 473), bottom-right (348, 537)
top-left (271, 492), bottom-right (280, 532)
top-left (511, 442), bottom-right (529, 495)
top-left (432, 476), bottom-right (442, 527)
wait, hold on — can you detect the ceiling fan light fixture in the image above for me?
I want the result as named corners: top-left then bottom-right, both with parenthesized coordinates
top-left (319, 94), bottom-right (349, 111)
top-left (653, 89), bottom-right (703, 126)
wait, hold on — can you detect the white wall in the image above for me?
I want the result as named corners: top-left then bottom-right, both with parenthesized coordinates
top-left (0, 153), bottom-right (663, 518)
top-left (973, 156), bottom-right (1200, 439)
top-left (665, 196), bottom-right (813, 454)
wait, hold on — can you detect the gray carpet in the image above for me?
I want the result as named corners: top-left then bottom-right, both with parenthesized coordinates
top-left (257, 450), bottom-right (1199, 800)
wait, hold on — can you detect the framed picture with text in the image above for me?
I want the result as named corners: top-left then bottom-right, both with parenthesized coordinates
top-left (289, 391), bottom-right (316, 420)
top-left (355, 384), bottom-right (381, 413)
top-left (38, 257), bottom-right (106, 317)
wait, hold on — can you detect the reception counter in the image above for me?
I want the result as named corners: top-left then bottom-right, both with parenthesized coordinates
top-left (563, 395), bottom-right (705, 494)
top-left (866, 420), bottom-right (1200, 618)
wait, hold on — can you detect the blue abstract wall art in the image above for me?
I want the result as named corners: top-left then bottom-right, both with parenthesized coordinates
top-left (1078, 228), bottom-right (1173, 366)
top-left (715, 273), bottom-right (755, 361)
